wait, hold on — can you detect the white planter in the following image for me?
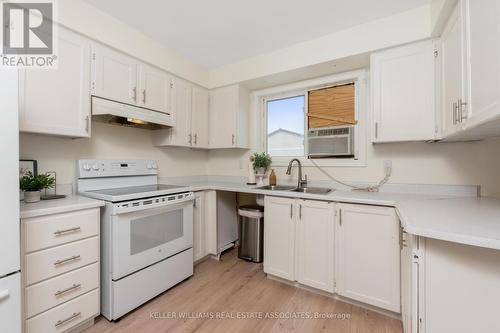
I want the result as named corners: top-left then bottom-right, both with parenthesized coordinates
top-left (256, 167), bottom-right (267, 175)
top-left (24, 190), bottom-right (41, 203)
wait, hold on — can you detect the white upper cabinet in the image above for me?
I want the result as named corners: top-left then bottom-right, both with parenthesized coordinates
top-left (441, 0), bottom-right (500, 140)
top-left (191, 86), bottom-right (210, 148)
top-left (441, 3), bottom-right (466, 137)
top-left (335, 203), bottom-right (401, 313)
top-left (19, 27), bottom-right (91, 138)
top-left (295, 200), bottom-right (335, 293)
top-left (209, 85), bottom-right (249, 148)
top-left (463, 0), bottom-right (500, 127)
top-left (153, 81), bottom-right (210, 149)
top-left (371, 40), bottom-right (438, 142)
top-left (169, 77), bottom-right (192, 146)
top-left (138, 64), bottom-right (171, 113)
top-left (91, 44), bottom-right (137, 105)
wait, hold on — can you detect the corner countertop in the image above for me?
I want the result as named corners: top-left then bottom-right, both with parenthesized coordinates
top-left (20, 194), bottom-right (105, 219)
top-left (167, 179), bottom-right (500, 251)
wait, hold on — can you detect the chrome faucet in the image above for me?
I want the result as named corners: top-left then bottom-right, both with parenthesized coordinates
top-left (286, 158), bottom-right (308, 189)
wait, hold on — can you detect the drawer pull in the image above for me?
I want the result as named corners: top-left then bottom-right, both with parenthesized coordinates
top-left (54, 255), bottom-right (81, 266)
top-left (54, 283), bottom-right (82, 297)
top-left (54, 312), bottom-right (81, 327)
top-left (0, 289), bottom-right (9, 301)
top-left (54, 227), bottom-right (81, 236)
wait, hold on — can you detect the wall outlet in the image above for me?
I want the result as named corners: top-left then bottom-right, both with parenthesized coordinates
top-left (384, 160), bottom-right (392, 176)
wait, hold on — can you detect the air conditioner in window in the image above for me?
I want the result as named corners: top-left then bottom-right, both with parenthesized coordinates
top-left (307, 125), bottom-right (354, 158)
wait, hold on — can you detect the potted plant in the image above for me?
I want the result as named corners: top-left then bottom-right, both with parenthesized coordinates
top-left (20, 172), bottom-right (55, 203)
top-left (252, 152), bottom-right (272, 175)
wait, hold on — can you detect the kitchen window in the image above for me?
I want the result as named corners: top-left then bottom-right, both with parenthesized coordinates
top-left (260, 70), bottom-right (367, 167)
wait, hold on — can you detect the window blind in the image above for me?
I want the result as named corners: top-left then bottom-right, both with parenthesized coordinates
top-left (307, 83), bottom-right (356, 129)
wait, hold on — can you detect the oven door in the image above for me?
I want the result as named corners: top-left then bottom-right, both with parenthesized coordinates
top-left (111, 200), bottom-right (193, 280)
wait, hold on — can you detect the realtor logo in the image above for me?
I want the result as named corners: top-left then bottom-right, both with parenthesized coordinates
top-left (1, 0), bottom-right (57, 68)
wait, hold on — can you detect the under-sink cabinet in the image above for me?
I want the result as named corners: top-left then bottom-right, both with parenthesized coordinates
top-left (263, 196), bottom-right (335, 293)
top-left (264, 197), bottom-right (400, 313)
top-left (21, 208), bottom-right (100, 333)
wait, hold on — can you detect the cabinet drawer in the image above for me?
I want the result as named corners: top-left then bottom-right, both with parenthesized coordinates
top-left (24, 208), bottom-right (99, 253)
top-left (26, 289), bottom-right (99, 333)
top-left (25, 263), bottom-right (99, 318)
top-left (25, 237), bottom-right (99, 286)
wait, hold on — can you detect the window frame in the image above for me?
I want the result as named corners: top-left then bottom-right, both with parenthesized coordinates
top-left (255, 69), bottom-right (368, 167)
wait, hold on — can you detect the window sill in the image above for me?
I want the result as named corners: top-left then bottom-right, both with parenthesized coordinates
top-left (270, 157), bottom-right (366, 168)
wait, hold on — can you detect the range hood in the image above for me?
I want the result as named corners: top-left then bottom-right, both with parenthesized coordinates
top-left (91, 96), bottom-right (173, 130)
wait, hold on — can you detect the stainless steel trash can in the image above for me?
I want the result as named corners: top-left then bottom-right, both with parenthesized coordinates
top-left (238, 205), bottom-right (264, 263)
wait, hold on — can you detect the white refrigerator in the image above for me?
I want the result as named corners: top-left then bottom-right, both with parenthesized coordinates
top-left (0, 70), bottom-right (22, 333)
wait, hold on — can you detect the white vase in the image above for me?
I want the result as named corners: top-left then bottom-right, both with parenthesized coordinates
top-left (24, 190), bottom-right (41, 203)
top-left (256, 167), bottom-right (267, 175)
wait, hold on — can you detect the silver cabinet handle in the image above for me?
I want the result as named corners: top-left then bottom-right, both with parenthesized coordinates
top-left (0, 289), bottom-right (9, 301)
top-left (54, 283), bottom-right (81, 297)
top-left (55, 312), bottom-right (81, 327)
top-left (188, 134), bottom-right (192, 145)
top-left (339, 208), bottom-right (342, 226)
top-left (54, 255), bottom-right (81, 266)
top-left (194, 134), bottom-right (197, 145)
top-left (374, 122), bottom-right (378, 139)
top-left (232, 134), bottom-right (235, 146)
top-left (54, 227), bottom-right (81, 236)
top-left (142, 89), bottom-right (146, 104)
top-left (85, 116), bottom-right (89, 133)
top-left (132, 86), bottom-right (137, 102)
top-left (459, 98), bottom-right (467, 122)
top-left (290, 204), bottom-right (293, 219)
top-left (453, 102), bottom-right (458, 125)
top-left (299, 204), bottom-right (302, 220)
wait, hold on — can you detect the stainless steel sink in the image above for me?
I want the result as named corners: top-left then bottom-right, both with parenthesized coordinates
top-left (256, 185), bottom-right (333, 195)
top-left (256, 185), bottom-right (296, 191)
top-left (290, 187), bottom-right (333, 195)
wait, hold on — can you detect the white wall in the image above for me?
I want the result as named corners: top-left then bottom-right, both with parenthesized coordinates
top-left (56, 0), bottom-right (208, 86)
top-left (208, 5), bottom-right (432, 88)
top-left (20, 122), bottom-right (208, 185)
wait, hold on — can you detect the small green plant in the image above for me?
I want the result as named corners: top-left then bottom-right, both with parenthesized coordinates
top-left (20, 172), bottom-right (55, 192)
top-left (252, 152), bottom-right (272, 170)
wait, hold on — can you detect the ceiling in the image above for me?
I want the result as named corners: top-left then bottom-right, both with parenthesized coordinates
top-left (84, 0), bottom-right (430, 69)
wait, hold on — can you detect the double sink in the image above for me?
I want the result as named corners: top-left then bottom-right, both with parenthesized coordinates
top-left (256, 185), bottom-right (333, 195)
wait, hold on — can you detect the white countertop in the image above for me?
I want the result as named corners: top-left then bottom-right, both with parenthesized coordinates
top-left (166, 179), bottom-right (500, 251)
top-left (20, 195), bottom-right (105, 219)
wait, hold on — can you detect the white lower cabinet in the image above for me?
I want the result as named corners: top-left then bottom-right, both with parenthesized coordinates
top-left (335, 203), bottom-right (401, 313)
top-left (22, 208), bottom-right (100, 332)
top-left (193, 191), bottom-right (207, 262)
top-left (264, 196), bottom-right (335, 292)
top-left (296, 200), bottom-right (335, 293)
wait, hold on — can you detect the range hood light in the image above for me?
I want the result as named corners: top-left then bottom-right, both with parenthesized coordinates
top-left (127, 118), bottom-right (148, 125)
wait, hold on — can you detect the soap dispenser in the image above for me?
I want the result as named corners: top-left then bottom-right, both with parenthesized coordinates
top-left (269, 169), bottom-right (277, 186)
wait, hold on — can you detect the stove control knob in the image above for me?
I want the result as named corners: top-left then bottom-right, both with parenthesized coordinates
top-left (92, 164), bottom-right (100, 171)
top-left (82, 163), bottom-right (91, 171)
top-left (152, 163), bottom-right (158, 170)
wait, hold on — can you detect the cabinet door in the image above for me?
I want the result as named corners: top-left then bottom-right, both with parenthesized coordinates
top-left (209, 86), bottom-right (238, 148)
top-left (336, 204), bottom-right (400, 312)
top-left (296, 200), bottom-right (335, 293)
top-left (371, 40), bottom-right (437, 142)
top-left (193, 192), bottom-right (206, 262)
top-left (168, 77), bottom-right (192, 146)
top-left (263, 196), bottom-right (295, 281)
top-left (19, 27), bottom-right (91, 137)
top-left (191, 86), bottom-right (210, 148)
top-left (138, 64), bottom-right (171, 113)
top-left (92, 44), bottom-right (137, 105)
top-left (464, 0), bottom-right (500, 125)
top-left (441, 3), bottom-right (466, 136)
top-left (0, 273), bottom-right (21, 333)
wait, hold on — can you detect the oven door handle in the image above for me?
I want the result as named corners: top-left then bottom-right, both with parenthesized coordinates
top-left (113, 196), bottom-right (194, 215)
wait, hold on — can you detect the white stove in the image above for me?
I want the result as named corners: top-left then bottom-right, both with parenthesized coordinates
top-left (77, 159), bottom-right (194, 321)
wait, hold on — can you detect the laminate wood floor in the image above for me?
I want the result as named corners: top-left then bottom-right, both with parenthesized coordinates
top-left (85, 249), bottom-right (403, 333)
